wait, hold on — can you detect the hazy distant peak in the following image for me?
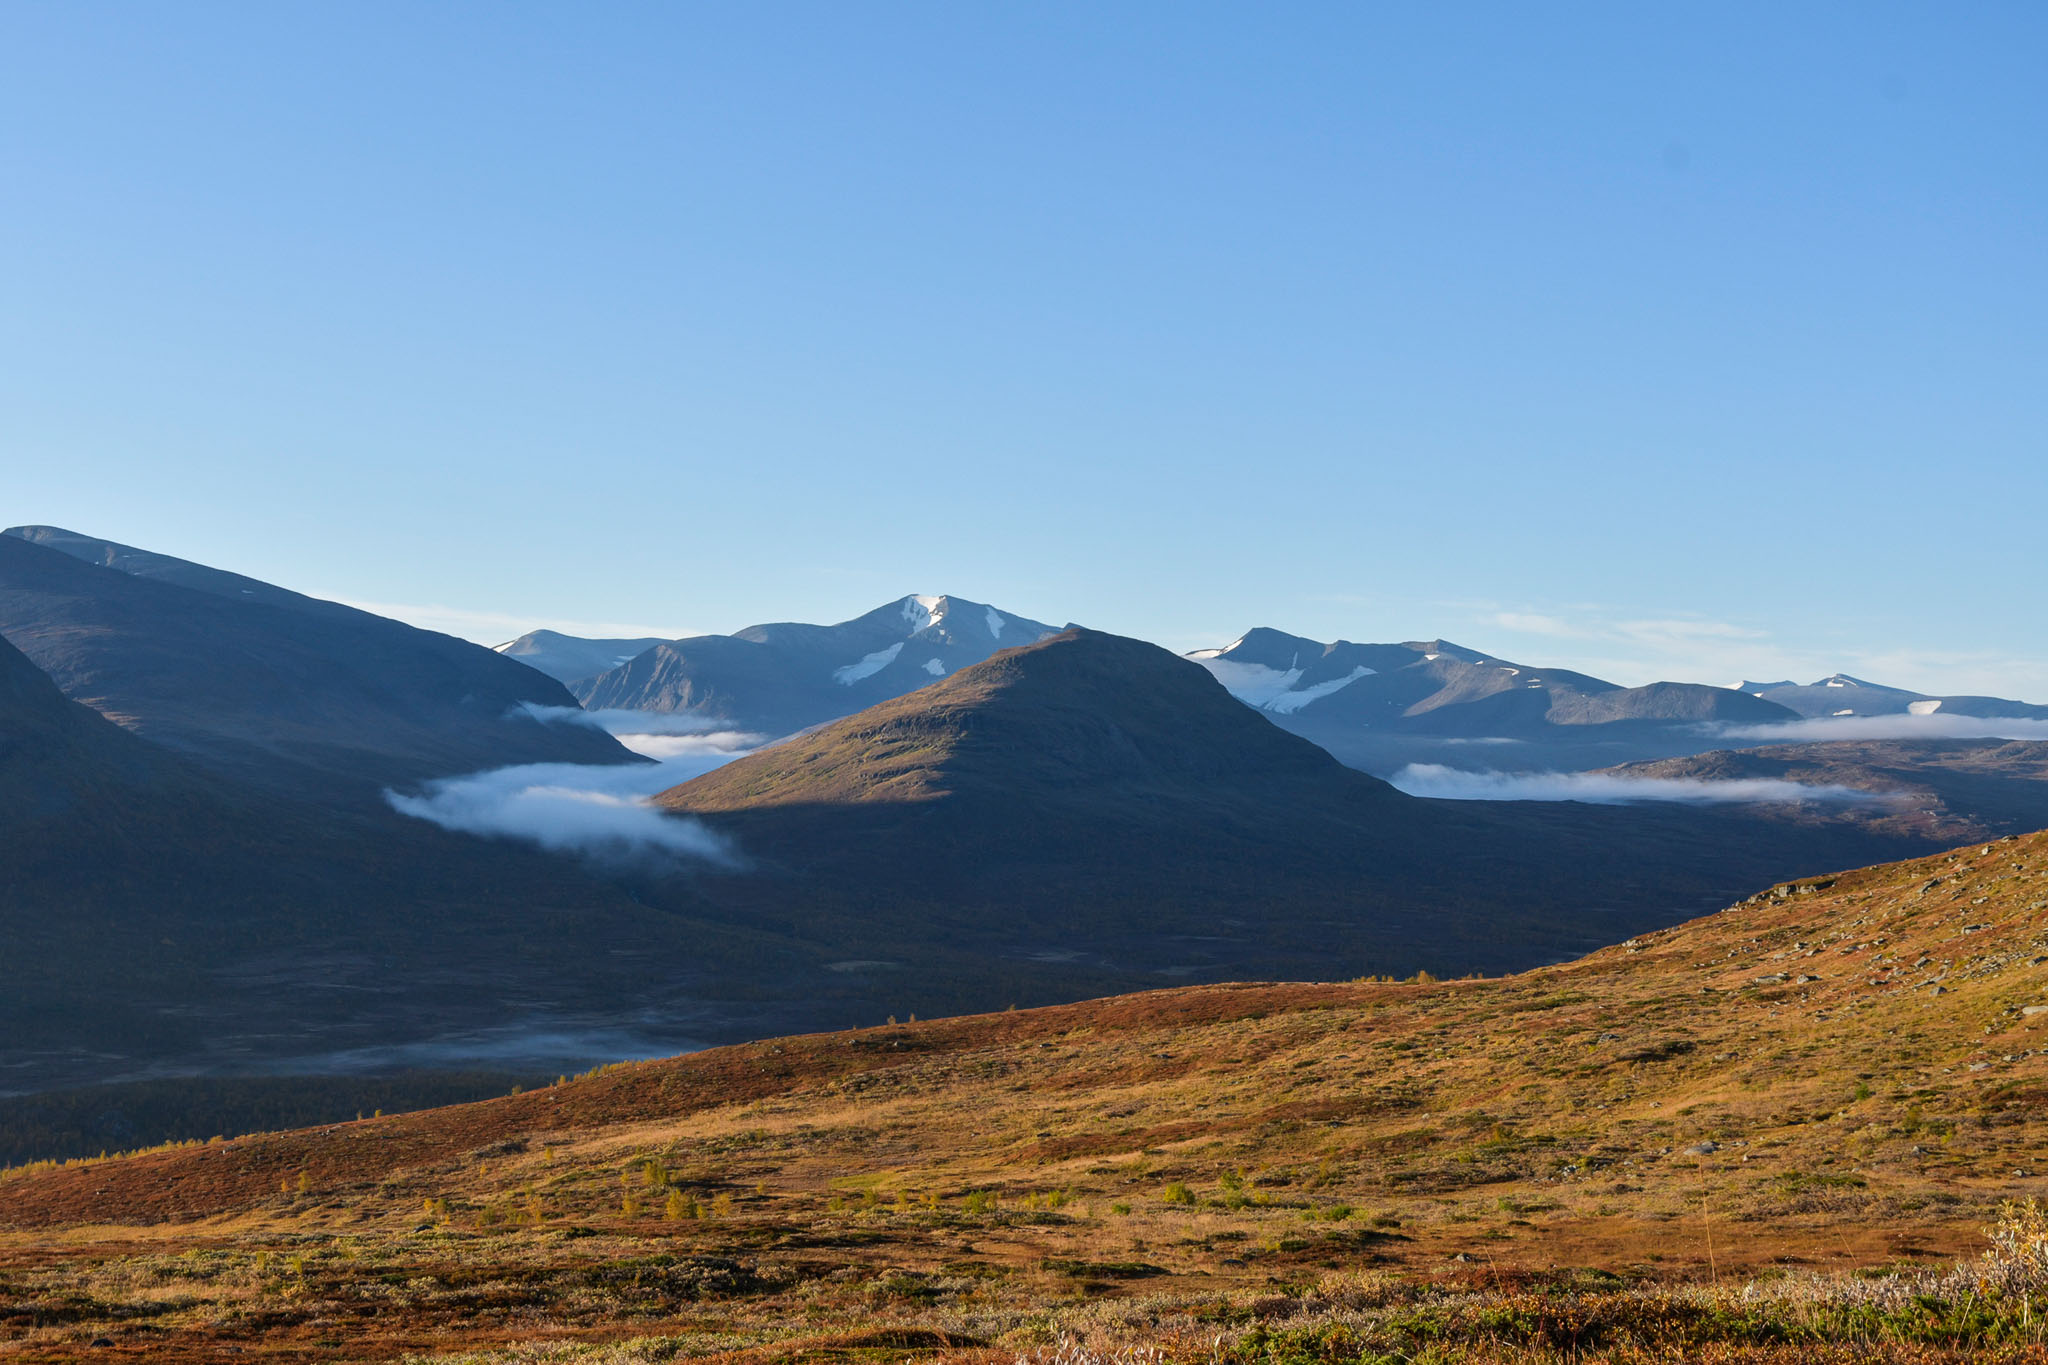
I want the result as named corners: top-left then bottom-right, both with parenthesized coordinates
top-left (574, 593), bottom-right (1061, 736)
top-left (494, 629), bottom-right (673, 685)
top-left (1809, 673), bottom-right (1909, 692)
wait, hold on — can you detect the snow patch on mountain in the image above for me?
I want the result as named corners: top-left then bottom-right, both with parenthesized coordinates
top-left (1263, 665), bottom-right (1376, 715)
top-left (1197, 658), bottom-right (1305, 708)
top-left (985, 606), bottom-right (1005, 639)
top-left (834, 642), bottom-right (904, 684)
top-left (923, 658), bottom-right (945, 676)
top-left (902, 596), bottom-right (946, 632)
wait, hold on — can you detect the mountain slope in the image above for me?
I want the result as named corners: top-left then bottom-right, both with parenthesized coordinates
top-left (0, 528), bottom-right (630, 798)
top-left (575, 593), bottom-right (1060, 736)
top-left (670, 626), bottom-right (1382, 808)
top-left (7, 829), bottom-right (2044, 1361)
top-left (659, 629), bottom-right (1948, 982)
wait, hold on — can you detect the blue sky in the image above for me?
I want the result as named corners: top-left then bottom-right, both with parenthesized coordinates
top-left (4, 4), bottom-right (2042, 697)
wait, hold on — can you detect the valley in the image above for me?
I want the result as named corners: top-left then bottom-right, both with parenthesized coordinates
top-left (5, 529), bottom-right (2048, 1139)
top-left (3, 829), bottom-right (2044, 1361)
top-left (9, 14), bottom-right (2040, 1360)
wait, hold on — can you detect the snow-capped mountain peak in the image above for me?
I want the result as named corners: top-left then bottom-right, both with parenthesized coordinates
top-left (901, 595), bottom-right (947, 632)
top-left (573, 594), bottom-right (1061, 737)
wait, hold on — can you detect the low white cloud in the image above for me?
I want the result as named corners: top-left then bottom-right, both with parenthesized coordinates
top-left (1712, 715), bottom-right (2048, 744)
top-left (1390, 764), bottom-right (1896, 806)
top-left (518, 703), bottom-right (743, 738)
top-left (390, 709), bottom-right (762, 865)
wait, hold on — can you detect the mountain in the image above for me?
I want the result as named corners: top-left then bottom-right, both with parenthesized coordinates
top-left (658, 628), bottom-right (1947, 982)
top-left (1600, 737), bottom-right (2048, 843)
top-left (1187, 628), bottom-right (1798, 772)
top-left (10, 829), bottom-right (2044, 1361)
top-left (0, 620), bottom-right (1960, 1104)
top-left (1742, 672), bottom-right (2048, 720)
top-left (493, 628), bottom-right (672, 685)
top-left (575, 593), bottom-right (1061, 736)
top-left (0, 527), bottom-right (631, 799)
top-left (1191, 628), bottom-right (1791, 730)
top-left (0, 621), bottom-right (791, 1095)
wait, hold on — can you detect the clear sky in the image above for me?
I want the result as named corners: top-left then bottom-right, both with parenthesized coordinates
top-left (4, 4), bottom-right (2042, 698)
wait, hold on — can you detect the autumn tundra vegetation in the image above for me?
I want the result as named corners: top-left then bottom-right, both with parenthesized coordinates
top-left (4, 830), bottom-right (2048, 1362)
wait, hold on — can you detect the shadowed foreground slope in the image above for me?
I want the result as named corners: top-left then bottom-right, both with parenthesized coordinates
top-left (4, 829), bottom-right (2044, 1361)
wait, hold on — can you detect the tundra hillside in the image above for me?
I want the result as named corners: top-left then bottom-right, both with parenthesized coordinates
top-left (3, 831), bottom-right (2046, 1362)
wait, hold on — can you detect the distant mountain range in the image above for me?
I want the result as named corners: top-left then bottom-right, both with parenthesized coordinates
top-left (1189, 627), bottom-right (1791, 728)
top-left (1740, 673), bottom-right (2048, 721)
top-left (562, 593), bottom-right (1062, 736)
top-left (4, 525), bottom-right (2044, 1107)
top-left (656, 628), bottom-right (1941, 982)
top-left (502, 607), bottom-right (2047, 777)
top-left (1180, 628), bottom-right (1794, 771)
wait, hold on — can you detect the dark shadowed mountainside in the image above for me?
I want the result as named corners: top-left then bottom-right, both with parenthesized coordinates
top-left (0, 627), bottom-right (811, 1096)
top-left (0, 527), bottom-right (630, 800)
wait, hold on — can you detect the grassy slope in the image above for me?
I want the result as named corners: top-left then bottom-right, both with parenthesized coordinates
top-left (3, 830), bottom-right (2045, 1361)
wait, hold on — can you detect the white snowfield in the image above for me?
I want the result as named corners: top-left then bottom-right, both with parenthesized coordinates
top-left (901, 595), bottom-right (946, 632)
top-left (833, 641), bottom-right (904, 685)
top-left (1193, 657), bottom-right (1375, 714)
top-left (923, 658), bottom-right (945, 676)
top-left (1908, 699), bottom-right (1943, 715)
top-left (1263, 665), bottom-right (1375, 714)
top-left (1197, 657), bottom-right (1304, 707)
top-left (985, 606), bottom-right (1006, 639)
